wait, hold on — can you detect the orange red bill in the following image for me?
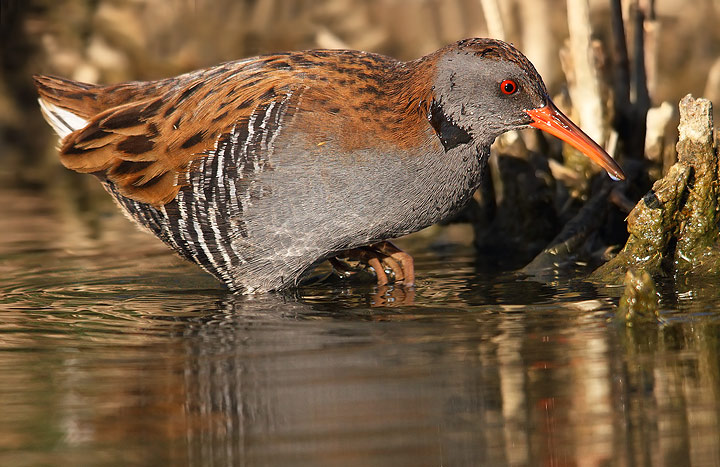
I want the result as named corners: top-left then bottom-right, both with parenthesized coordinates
top-left (525, 103), bottom-right (625, 181)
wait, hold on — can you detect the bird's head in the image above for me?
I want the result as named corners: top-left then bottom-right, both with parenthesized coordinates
top-left (429, 38), bottom-right (625, 181)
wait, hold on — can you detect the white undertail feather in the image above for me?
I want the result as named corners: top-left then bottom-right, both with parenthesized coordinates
top-left (37, 98), bottom-right (89, 140)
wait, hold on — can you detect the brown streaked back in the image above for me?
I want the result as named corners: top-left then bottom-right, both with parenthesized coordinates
top-left (35, 50), bottom-right (440, 206)
top-left (35, 59), bottom-right (304, 205)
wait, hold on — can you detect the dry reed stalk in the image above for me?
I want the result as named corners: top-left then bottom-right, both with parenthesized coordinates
top-left (565, 0), bottom-right (606, 145)
top-left (479, 0), bottom-right (506, 40)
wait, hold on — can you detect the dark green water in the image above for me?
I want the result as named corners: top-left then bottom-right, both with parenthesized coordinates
top-left (1, 183), bottom-right (719, 466)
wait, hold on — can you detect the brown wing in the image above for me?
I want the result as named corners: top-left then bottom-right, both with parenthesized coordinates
top-left (35, 58), bottom-right (304, 206)
top-left (35, 49), bottom-right (436, 206)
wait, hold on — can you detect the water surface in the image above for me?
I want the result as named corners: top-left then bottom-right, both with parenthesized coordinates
top-left (1, 184), bottom-right (719, 466)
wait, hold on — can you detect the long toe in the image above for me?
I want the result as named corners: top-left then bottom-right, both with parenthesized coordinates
top-left (375, 242), bottom-right (415, 287)
top-left (379, 255), bottom-right (404, 282)
top-left (365, 256), bottom-right (389, 285)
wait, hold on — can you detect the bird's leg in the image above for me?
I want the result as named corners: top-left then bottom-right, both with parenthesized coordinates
top-left (330, 253), bottom-right (386, 284)
top-left (379, 253), bottom-right (404, 282)
top-left (328, 257), bottom-right (353, 277)
top-left (333, 247), bottom-right (390, 284)
top-left (373, 241), bottom-right (415, 287)
top-left (332, 241), bottom-right (415, 287)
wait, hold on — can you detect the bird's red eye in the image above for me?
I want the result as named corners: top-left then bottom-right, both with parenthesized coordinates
top-left (500, 79), bottom-right (517, 95)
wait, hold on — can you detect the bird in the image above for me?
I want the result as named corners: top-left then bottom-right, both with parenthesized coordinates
top-left (35, 38), bottom-right (625, 294)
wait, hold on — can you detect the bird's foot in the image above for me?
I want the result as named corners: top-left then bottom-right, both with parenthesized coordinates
top-left (332, 241), bottom-right (415, 287)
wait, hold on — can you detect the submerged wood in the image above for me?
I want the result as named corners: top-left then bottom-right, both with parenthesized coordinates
top-left (521, 184), bottom-right (609, 277)
top-left (591, 95), bottom-right (720, 283)
top-left (474, 133), bottom-right (558, 261)
top-left (614, 268), bottom-right (660, 326)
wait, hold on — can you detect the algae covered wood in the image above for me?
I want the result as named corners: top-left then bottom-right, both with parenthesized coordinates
top-left (591, 163), bottom-right (690, 282)
top-left (674, 96), bottom-right (719, 271)
top-left (614, 269), bottom-right (661, 326)
top-left (592, 95), bottom-right (720, 283)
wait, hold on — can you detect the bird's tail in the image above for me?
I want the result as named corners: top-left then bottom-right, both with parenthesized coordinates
top-left (33, 75), bottom-right (100, 140)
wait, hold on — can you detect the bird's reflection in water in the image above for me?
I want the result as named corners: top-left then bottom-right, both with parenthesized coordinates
top-left (166, 288), bottom-right (720, 466)
top-left (320, 284), bottom-right (417, 307)
top-left (173, 293), bottom-right (517, 465)
top-left (368, 284), bottom-right (416, 307)
top-left (3, 281), bottom-right (716, 466)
